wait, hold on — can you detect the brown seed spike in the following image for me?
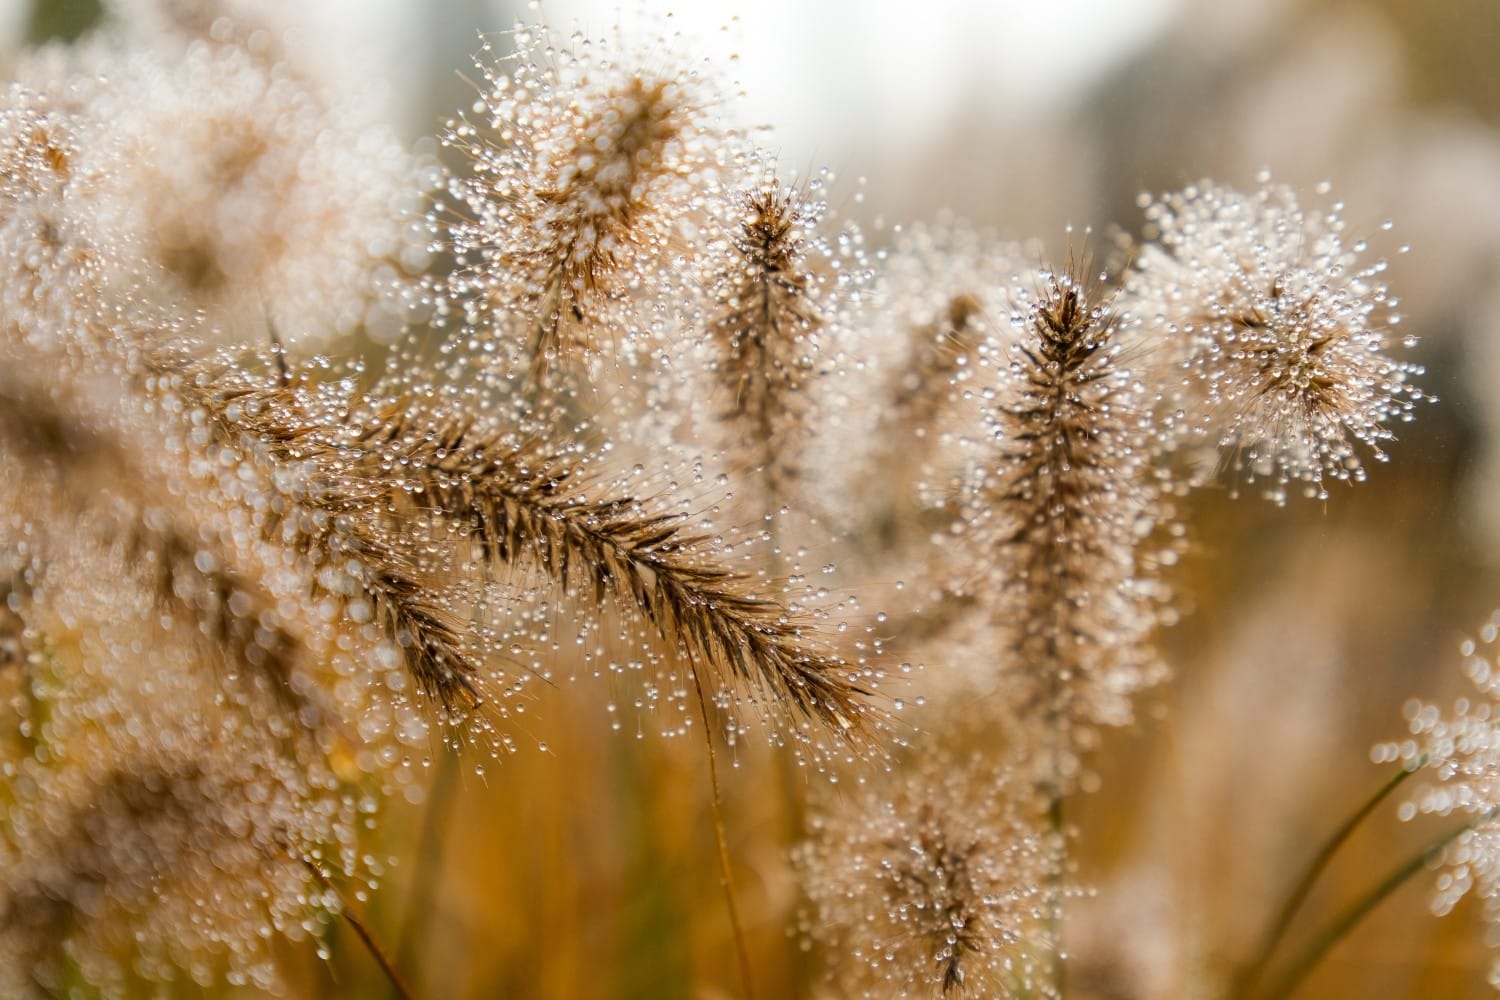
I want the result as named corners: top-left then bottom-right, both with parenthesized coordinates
top-left (797, 754), bottom-right (1055, 998)
top-left (439, 27), bottom-right (722, 382)
top-left (1124, 179), bottom-right (1425, 501)
top-left (705, 177), bottom-right (827, 511)
top-left (520, 76), bottom-right (685, 377)
top-left (890, 291), bottom-right (985, 428)
top-left (967, 263), bottom-right (1167, 777)
top-left (1, 723), bottom-right (347, 997)
top-left (360, 410), bottom-right (875, 736)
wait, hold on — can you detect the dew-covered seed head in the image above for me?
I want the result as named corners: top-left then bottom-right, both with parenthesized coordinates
top-left (1123, 178), bottom-right (1425, 502)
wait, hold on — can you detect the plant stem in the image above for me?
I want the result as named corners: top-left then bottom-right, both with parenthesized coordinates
top-left (689, 663), bottom-right (757, 1000)
top-left (1044, 637), bottom-right (1066, 998)
top-left (1235, 760), bottom-right (1422, 996)
top-left (305, 860), bottom-right (418, 1000)
top-left (1046, 764), bottom-right (1065, 997)
top-left (1256, 809), bottom-right (1494, 999)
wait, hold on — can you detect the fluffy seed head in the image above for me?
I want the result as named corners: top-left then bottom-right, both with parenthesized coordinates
top-left (956, 265), bottom-right (1169, 773)
top-left (439, 23), bottom-right (728, 377)
top-left (346, 407), bottom-right (879, 741)
top-left (1375, 615), bottom-right (1500, 989)
top-left (65, 37), bottom-right (424, 349)
top-left (796, 754), bottom-right (1054, 998)
top-left (1, 734), bottom-right (354, 995)
top-left (1125, 177), bottom-right (1424, 502)
top-left (0, 515), bottom-right (365, 997)
top-left (698, 168), bottom-right (838, 507)
top-left (0, 84), bottom-right (122, 357)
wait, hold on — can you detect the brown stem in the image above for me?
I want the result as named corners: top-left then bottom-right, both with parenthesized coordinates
top-left (689, 663), bottom-right (757, 1000)
top-left (305, 861), bottom-right (418, 1000)
top-left (1045, 721), bottom-right (1066, 998)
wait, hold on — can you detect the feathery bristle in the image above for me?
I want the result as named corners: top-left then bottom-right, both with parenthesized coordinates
top-left (702, 176), bottom-right (828, 507)
top-left (165, 367), bottom-right (488, 715)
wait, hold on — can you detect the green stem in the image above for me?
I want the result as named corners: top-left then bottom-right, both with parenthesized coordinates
top-left (1235, 760), bottom-right (1423, 996)
top-left (1257, 809), bottom-right (1494, 999)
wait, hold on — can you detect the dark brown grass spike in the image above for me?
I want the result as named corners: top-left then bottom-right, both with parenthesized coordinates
top-left (370, 414), bottom-right (872, 736)
top-left (707, 181), bottom-right (824, 504)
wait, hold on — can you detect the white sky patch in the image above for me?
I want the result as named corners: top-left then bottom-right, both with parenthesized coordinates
top-left (502, 0), bottom-right (1184, 164)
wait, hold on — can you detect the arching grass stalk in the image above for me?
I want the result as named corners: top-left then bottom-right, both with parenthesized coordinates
top-left (688, 664), bottom-right (757, 1000)
top-left (304, 861), bottom-right (418, 1000)
top-left (1234, 758), bottom-right (1425, 997)
top-left (1255, 805), bottom-right (1498, 999)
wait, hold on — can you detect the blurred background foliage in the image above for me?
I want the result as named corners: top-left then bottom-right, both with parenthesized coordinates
top-left (24, 0), bottom-right (99, 44)
top-left (11, 0), bottom-right (1500, 996)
